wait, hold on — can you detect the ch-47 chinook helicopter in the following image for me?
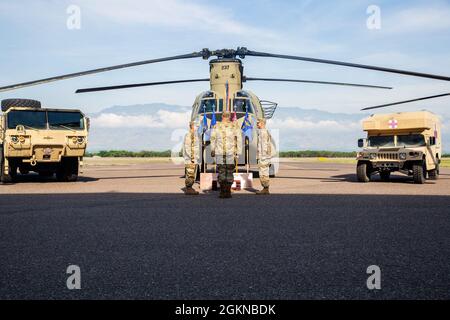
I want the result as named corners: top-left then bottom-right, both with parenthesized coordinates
top-left (1, 47), bottom-right (450, 177)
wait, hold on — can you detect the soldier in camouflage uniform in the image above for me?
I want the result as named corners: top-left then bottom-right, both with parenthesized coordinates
top-left (210, 111), bottom-right (242, 198)
top-left (183, 121), bottom-right (201, 195)
top-left (256, 118), bottom-right (271, 195)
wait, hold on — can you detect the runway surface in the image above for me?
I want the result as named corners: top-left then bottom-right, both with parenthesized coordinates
top-left (1, 160), bottom-right (449, 299)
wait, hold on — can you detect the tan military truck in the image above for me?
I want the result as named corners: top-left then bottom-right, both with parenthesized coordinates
top-left (0, 99), bottom-right (89, 183)
top-left (356, 111), bottom-right (441, 184)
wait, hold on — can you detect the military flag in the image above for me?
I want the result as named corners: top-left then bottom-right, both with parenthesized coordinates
top-left (204, 106), bottom-right (216, 141)
top-left (232, 105), bottom-right (237, 122)
top-left (241, 111), bottom-right (253, 141)
top-left (225, 81), bottom-right (229, 112)
top-left (198, 105), bottom-right (208, 135)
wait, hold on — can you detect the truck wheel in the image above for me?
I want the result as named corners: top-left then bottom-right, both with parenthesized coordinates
top-left (56, 158), bottom-right (79, 182)
top-left (9, 164), bottom-right (18, 182)
top-left (1, 98), bottom-right (41, 112)
top-left (1, 146), bottom-right (7, 183)
top-left (0, 146), bottom-right (13, 184)
top-left (0, 168), bottom-right (12, 184)
top-left (356, 161), bottom-right (371, 182)
top-left (413, 162), bottom-right (426, 184)
top-left (428, 162), bottom-right (439, 180)
top-left (380, 171), bottom-right (390, 181)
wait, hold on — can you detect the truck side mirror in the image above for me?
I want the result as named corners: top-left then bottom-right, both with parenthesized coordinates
top-left (358, 138), bottom-right (365, 148)
top-left (86, 117), bottom-right (90, 131)
top-left (429, 136), bottom-right (436, 146)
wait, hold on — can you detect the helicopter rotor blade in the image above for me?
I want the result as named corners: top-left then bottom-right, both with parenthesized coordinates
top-left (245, 50), bottom-right (450, 82)
top-left (75, 78), bottom-right (210, 93)
top-left (244, 77), bottom-right (392, 89)
top-left (361, 93), bottom-right (450, 110)
top-left (0, 52), bottom-right (205, 92)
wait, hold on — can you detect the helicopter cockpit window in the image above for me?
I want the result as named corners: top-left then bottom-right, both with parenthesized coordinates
top-left (236, 91), bottom-right (249, 98)
top-left (199, 99), bottom-right (217, 113)
top-left (202, 91), bottom-right (215, 99)
top-left (217, 99), bottom-right (224, 112)
top-left (233, 98), bottom-right (253, 113)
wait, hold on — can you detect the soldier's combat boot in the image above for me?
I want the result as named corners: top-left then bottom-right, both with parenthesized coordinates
top-left (219, 184), bottom-right (232, 198)
top-left (219, 184), bottom-right (227, 198)
top-left (224, 184), bottom-right (232, 198)
top-left (256, 187), bottom-right (270, 195)
top-left (185, 187), bottom-right (199, 195)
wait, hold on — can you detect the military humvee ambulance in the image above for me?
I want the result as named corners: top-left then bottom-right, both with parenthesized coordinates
top-left (356, 111), bottom-right (441, 184)
top-left (0, 99), bottom-right (89, 183)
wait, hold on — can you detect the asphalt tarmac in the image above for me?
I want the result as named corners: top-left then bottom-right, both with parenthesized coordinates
top-left (0, 160), bottom-right (449, 299)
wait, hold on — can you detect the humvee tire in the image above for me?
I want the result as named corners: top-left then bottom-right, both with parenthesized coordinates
top-left (1, 99), bottom-right (41, 112)
top-left (428, 160), bottom-right (439, 180)
top-left (56, 157), bottom-right (79, 182)
top-left (413, 162), bottom-right (426, 184)
top-left (380, 171), bottom-right (390, 181)
top-left (356, 161), bottom-right (371, 182)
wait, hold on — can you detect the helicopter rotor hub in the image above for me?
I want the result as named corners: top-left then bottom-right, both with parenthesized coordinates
top-left (200, 47), bottom-right (249, 60)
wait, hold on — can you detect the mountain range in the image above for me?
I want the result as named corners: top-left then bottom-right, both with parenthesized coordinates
top-left (86, 103), bottom-right (449, 152)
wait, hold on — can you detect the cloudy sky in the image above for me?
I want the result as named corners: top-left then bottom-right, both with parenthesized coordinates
top-left (0, 0), bottom-right (449, 150)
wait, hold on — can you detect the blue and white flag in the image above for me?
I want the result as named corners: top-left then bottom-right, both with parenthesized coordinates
top-left (198, 105), bottom-right (208, 136)
top-left (210, 106), bottom-right (217, 128)
top-left (204, 107), bottom-right (216, 142)
top-left (241, 111), bottom-right (254, 141)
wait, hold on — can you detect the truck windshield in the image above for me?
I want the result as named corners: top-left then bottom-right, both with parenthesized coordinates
top-left (7, 110), bottom-right (84, 130)
top-left (48, 111), bottom-right (84, 130)
top-left (368, 135), bottom-right (395, 147)
top-left (7, 110), bottom-right (47, 129)
top-left (397, 134), bottom-right (426, 147)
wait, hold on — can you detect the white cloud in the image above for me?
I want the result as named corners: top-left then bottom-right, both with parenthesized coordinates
top-left (91, 109), bottom-right (190, 128)
top-left (79, 0), bottom-right (277, 38)
top-left (268, 117), bottom-right (360, 131)
top-left (385, 5), bottom-right (450, 33)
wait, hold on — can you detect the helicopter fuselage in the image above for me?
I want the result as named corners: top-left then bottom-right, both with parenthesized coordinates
top-left (190, 58), bottom-right (277, 173)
